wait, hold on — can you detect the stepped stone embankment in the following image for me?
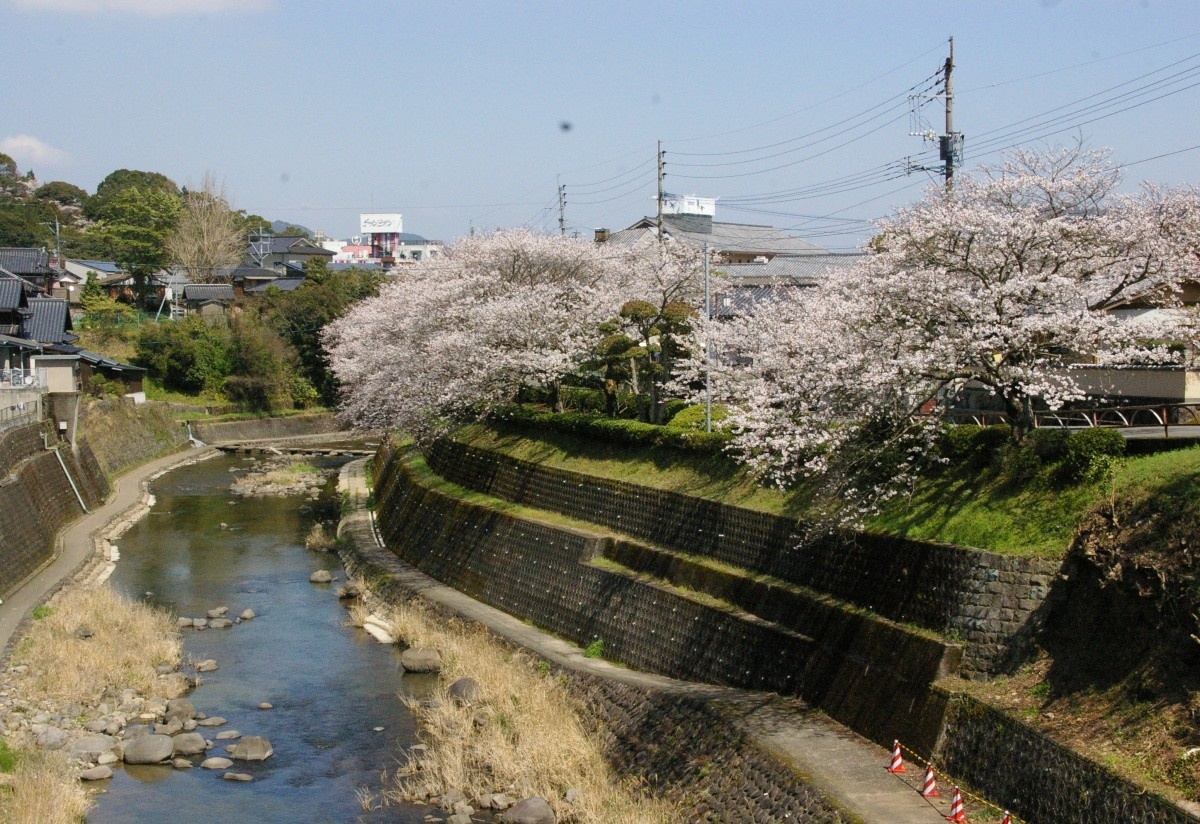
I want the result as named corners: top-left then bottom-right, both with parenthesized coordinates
top-left (427, 438), bottom-right (1059, 678)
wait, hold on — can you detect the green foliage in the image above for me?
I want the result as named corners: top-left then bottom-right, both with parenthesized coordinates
top-left (31, 605), bottom-right (52, 621)
top-left (938, 424), bottom-right (1011, 465)
top-left (493, 405), bottom-right (732, 453)
top-left (1062, 428), bottom-right (1126, 485)
top-left (134, 316), bottom-right (232, 394)
top-left (93, 186), bottom-right (181, 302)
top-left (259, 264), bottom-right (385, 405)
top-left (0, 201), bottom-right (54, 247)
top-left (0, 738), bottom-right (19, 772)
top-left (662, 398), bottom-right (688, 424)
top-left (583, 638), bottom-right (604, 659)
top-left (80, 272), bottom-right (105, 306)
top-left (84, 168), bottom-right (179, 221)
top-left (34, 180), bottom-right (88, 207)
top-left (665, 403), bottom-right (728, 431)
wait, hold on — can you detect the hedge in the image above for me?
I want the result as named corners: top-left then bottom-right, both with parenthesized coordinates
top-left (490, 405), bottom-right (733, 452)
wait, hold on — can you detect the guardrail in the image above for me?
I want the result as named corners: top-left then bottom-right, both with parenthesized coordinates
top-left (946, 403), bottom-right (1200, 437)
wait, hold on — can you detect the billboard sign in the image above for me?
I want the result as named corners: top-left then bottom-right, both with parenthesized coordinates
top-left (360, 213), bottom-right (403, 234)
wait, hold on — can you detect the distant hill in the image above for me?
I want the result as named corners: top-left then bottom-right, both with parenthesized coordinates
top-left (271, 220), bottom-right (312, 237)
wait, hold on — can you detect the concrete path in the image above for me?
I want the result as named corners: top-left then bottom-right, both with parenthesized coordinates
top-left (338, 458), bottom-right (958, 824)
top-left (0, 446), bottom-right (214, 656)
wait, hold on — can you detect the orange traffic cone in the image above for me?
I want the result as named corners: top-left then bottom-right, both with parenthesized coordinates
top-left (944, 786), bottom-right (968, 823)
top-left (887, 740), bottom-right (905, 774)
top-left (922, 763), bottom-right (940, 798)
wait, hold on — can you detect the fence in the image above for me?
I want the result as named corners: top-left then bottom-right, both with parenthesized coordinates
top-left (946, 402), bottom-right (1200, 438)
top-left (0, 389), bottom-right (42, 435)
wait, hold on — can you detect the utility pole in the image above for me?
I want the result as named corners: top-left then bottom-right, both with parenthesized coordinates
top-left (557, 180), bottom-right (567, 237)
top-left (906, 37), bottom-right (963, 188)
top-left (703, 241), bottom-right (712, 433)
top-left (43, 217), bottom-right (63, 294)
top-left (942, 36), bottom-right (956, 189)
top-left (656, 140), bottom-right (665, 242)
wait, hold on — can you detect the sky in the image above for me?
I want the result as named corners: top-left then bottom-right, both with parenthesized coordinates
top-left (4, 0), bottom-right (1200, 250)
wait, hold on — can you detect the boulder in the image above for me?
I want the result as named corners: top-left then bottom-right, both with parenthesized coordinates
top-left (194, 659), bottom-right (218, 673)
top-left (447, 677), bottom-right (481, 706)
top-left (123, 734), bottom-right (174, 764)
top-left (69, 733), bottom-right (118, 761)
top-left (230, 735), bottom-right (273, 761)
top-left (215, 730), bottom-right (241, 740)
top-left (257, 702), bottom-right (273, 710)
top-left (400, 647), bottom-right (442, 674)
top-left (164, 698), bottom-right (195, 724)
top-left (123, 724), bottom-right (151, 739)
top-left (309, 570), bottom-right (333, 584)
top-left (172, 758), bottom-right (193, 770)
top-left (196, 716), bottom-right (226, 727)
top-left (440, 788), bottom-right (468, 811)
top-left (223, 772), bottom-right (253, 782)
top-left (239, 608), bottom-right (256, 621)
top-left (34, 726), bottom-right (68, 750)
top-left (200, 756), bottom-right (233, 770)
top-left (171, 732), bottom-right (207, 756)
top-left (206, 607), bottom-right (228, 619)
top-left (499, 797), bottom-right (556, 824)
top-left (208, 618), bottom-right (233, 629)
top-left (79, 766), bottom-right (113, 781)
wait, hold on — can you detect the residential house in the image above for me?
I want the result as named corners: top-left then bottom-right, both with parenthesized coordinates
top-left (0, 273), bottom-right (41, 387)
top-left (181, 283), bottom-right (237, 318)
top-left (245, 235), bottom-right (334, 273)
top-left (0, 247), bottom-right (56, 293)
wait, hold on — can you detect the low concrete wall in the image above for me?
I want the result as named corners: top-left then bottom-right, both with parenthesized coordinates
top-left (190, 412), bottom-right (339, 444)
top-left (375, 444), bottom-right (954, 752)
top-left (427, 439), bottom-right (1058, 678)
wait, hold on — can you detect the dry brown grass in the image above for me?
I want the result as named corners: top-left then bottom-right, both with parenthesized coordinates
top-left (12, 585), bottom-right (181, 704)
top-left (0, 752), bottom-right (92, 823)
top-left (305, 522), bottom-right (336, 551)
top-left (356, 584), bottom-right (677, 824)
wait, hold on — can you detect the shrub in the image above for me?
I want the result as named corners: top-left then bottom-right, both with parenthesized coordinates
top-left (1062, 427), bottom-right (1125, 484)
top-left (490, 405), bottom-right (732, 453)
top-left (666, 403), bottom-right (728, 431)
top-left (661, 398), bottom-right (688, 424)
top-left (939, 424), bottom-right (1011, 464)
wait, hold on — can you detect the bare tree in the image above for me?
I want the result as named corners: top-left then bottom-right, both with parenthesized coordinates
top-left (167, 172), bottom-right (244, 283)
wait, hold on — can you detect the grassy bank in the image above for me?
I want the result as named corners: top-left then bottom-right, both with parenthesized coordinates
top-left (457, 422), bottom-right (1200, 557)
top-left (0, 586), bottom-right (183, 823)
top-left (346, 584), bottom-right (676, 823)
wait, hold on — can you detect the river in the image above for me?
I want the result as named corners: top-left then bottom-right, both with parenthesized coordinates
top-left (88, 452), bottom-right (434, 823)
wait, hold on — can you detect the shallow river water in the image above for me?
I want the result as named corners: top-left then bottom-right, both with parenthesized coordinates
top-left (89, 453), bottom-right (434, 823)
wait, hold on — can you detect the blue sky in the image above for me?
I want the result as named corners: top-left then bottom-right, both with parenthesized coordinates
top-left (4, 0), bottom-right (1200, 248)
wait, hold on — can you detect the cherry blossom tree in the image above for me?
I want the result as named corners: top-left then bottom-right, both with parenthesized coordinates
top-left (325, 229), bottom-right (631, 440)
top-left (677, 146), bottom-right (1200, 517)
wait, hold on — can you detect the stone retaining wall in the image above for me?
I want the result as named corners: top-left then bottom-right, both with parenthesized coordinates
top-left (428, 439), bottom-right (1058, 677)
top-left (936, 690), bottom-right (1197, 824)
top-left (374, 444), bottom-right (952, 751)
top-left (189, 412), bottom-right (339, 444)
top-left (338, 476), bottom-right (859, 824)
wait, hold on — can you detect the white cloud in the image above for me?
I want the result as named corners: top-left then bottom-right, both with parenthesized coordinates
top-left (0, 135), bottom-right (71, 168)
top-left (10, 0), bottom-right (273, 15)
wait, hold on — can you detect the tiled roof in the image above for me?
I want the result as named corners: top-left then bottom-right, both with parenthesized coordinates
top-left (606, 216), bottom-right (828, 255)
top-left (0, 248), bottom-right (53, 276)
top-left (723, 253), bottom-right (865, 285)
top-left (0, 279), bottom-right (27, 311)
top-left (21, 297), bottom-right (73, 344)
top-left (253, 236), bottom-right (335, 256)
top-left (0, 333), bottom-right (41, 350)
top-left (246, 277), bottom-right (305, 293)
top-left (49, 344), bottom-right (145, 372)
top-left (182, 284), bottom-right (235, 302)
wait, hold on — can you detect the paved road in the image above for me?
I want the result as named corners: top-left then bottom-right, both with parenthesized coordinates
top-left (0, 446), bottom-right (213, 656)
top-left (338, 458), bottom-right (955, 824)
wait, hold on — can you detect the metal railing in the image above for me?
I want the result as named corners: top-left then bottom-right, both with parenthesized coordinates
top-left (0, 388), bottom-right (42, 434)
top-left (946, 402), bottom-right (1200, 438)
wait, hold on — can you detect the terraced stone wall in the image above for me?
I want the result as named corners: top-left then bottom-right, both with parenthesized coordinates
top-left (374, 444), bottom-right (953, 751)
top-left (937, 690), bottom-right (1196, 824)
top-left (427, 439), bottom-right (1059, 678)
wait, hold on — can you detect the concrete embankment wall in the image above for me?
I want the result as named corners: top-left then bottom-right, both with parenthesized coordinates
top-left (374, 443), bottom-right (953, 753)
top-left (0, 400), bottom-right (191, 598)
top-left (189, 412), bottom-right (339, 444)
top-left (427, 439), bottom-right (1058, 678)
top-left (338, 481), bottom-right (858, 824)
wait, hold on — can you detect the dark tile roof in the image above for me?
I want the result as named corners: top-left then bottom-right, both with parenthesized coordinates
top-left (0, 248), bottom-right (53, 276)
top-left (49, 344), bottom-right (145, 372)
top-left (723, 252), bottom-right (866, 285)
top-left (0, 333), bottom-right (41, 350)
top-left (246, 277), bottom-right (305, 293)
top-left (608, 216), bottom-right (828, 255)
top-left (256, 236), bottom-right (334, 256)
top-left (0, 279), bottom-right (28, 311)
top-left (182, 284), bottom-right (236, 302)
top-left (21, 297), bottom-right (74, 344)
top-left (230, 266), bottom-right (278, 280)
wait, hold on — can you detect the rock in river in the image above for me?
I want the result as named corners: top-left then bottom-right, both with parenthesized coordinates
top-left (499, 797), bottom-right (556, 824)
top-left (171, 732), bottom-right (207, 756)
top-left (309, 570), bottom-right (333, 584)
top-left (123, 734), bottom-right (174, 765)
top-left (231, 735), bottom-right (273, 761)
top-left (400, 647), bottom-right (442, 674)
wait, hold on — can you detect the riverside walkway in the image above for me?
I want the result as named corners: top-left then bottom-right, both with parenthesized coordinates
top-left (338, 458), bottom-right (967, 824)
